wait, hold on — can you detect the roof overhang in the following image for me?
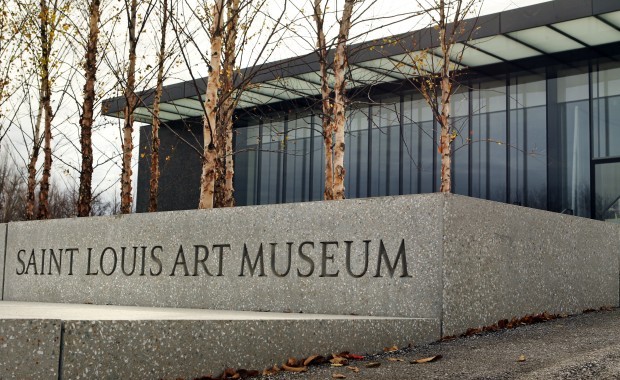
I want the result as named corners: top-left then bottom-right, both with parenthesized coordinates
top-left (102, 0), bottom-right (620, 123)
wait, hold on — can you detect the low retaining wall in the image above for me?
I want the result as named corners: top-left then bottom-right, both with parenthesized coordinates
top-left (0, 193), bottom-right (618, 378)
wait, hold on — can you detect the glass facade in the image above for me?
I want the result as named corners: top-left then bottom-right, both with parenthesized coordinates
top-left (229, 60), bottom-right (620, 221)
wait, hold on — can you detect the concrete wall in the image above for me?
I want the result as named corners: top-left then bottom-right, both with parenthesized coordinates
top-left (2, 194), bottom-right (444, 319)
top-left (1, 194), bottom-right (619, 378)
top-left (442, 196), bottom-right (620, 336)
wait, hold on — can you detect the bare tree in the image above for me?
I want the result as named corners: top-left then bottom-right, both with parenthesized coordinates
top-left (168, 0), bottom-right (287, 209)
top-left (408, 0), bottom-right (481, 193)
top-left (13, 0), bottom-right (64, 219)
top-left (119, 0), bottom-right (157, 214)
top-left (197, 0), bottom-right (224, 209)
top-left (311, 0), bottom-right (363, 201)
top-left (213, 0), bottom-right (239, 208)
top-left (76, 0), bottom-right (101, 217)
top-left (0, 0), bottom-right (23, 144)
top-left (148, 0), bottom-right (170, 212)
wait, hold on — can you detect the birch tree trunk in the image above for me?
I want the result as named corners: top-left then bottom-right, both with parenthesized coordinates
top-left (36, 0), bottom-right (54, 220)
top-left (148, 0), bottom-right (169, 212)
top-left (214, 0), bottom-right (238, 208)
top-left (438, 0), bottom-right (453, 193)
top-left (331, 0), bottom-right (355, 200)
top-left (198, 0), bottom-right (224, 209)
top-left (25, 101), bottom-right (43, 220)
top-left (120, 0), bottom-right (138, 214)
top-left (77, 0), bottom-right (101, 217)
top-left (312, 0), bottom-right (333, 200)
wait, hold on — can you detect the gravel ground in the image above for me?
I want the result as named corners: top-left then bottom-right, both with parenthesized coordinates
top-left (261, 308), bottom-right (620, 380)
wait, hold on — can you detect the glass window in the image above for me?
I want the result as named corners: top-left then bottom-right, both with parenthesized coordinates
top-left (233, 124), bottom-right (260, 206)
top-left (370, 99), bottom-right (400, 196)
top-left (595, 162), bottom-right (620, 222)
top-left (555, 72), bottom-right (591, 217)
top-left (259, 120), bottom-right (285, 204)
top-left (310, 117), bottom-right (325, 201)
top-left (451, 89), bottom-right (469, 196)
top-left (344, 107), bottom-right (369, 198)
top-left (593, 65), bottom-right (620, 158)
top-left (471, 81), bottom-right (507, 202)
top-left (403, 96), bottom-right (435, 194)
top-left (509, 75), bottom-right (547, 210)
top-left (284, 115), bottom-right (312, 203)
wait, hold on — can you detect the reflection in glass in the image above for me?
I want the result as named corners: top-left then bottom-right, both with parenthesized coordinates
top-left (595, 162), bottom-right (620, 222)
top-left (234, 124), bottom-right (260, 206)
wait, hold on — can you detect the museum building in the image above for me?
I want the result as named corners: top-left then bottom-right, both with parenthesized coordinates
top-left (103, 0), bottom-right (620, 222)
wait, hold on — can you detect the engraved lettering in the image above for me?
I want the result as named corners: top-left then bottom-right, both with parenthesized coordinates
top-left (374, 239), bottom-right (411, 278)
top-left (239, 243), bottom-right (266, 277)
top-left (170, 245), bottom-right (190, 276)
top-left (15, 249), bottom-right (25, 275)
top-left (345, 240), bottom-right (370, 278)
top-left (100, 247), bottom-right (118, 276)
top-left (320, 241), bottom-right (339, 277)
top-left (270, 242), bottom-right (292, 277)
top-left (193, 245), bottom-right (213, 276)
top-left (297, 241), bottom-right (314, 277)
top-left (150, 246), bottom-right (163, 276)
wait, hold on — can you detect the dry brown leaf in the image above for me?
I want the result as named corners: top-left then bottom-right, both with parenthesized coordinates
top-left (517, 355), bottom-right (526, 362)
top-left (387, 358), bottom-right (404, 362)
top-left (286, 357), bottom-right (300, 367)
top-left (303, 355), bottom-right (325, 366)
top-left (346, 366), bottom-right (360, 373)
top-left (411, 355), bottom-right (443, 364)
top-left (384, 345), bottom-right (398, 352)
top-left (261, 365), bottom-right (280, 376)
top-left (364, 362), bottom-right (381, 368)
top-left (332, 374), bottom-right (347, 379)
top-left (342, 353), bottom-right (365, 360)
top-left (281, 364), bottom-right (308, 373)
top-left (331, 363), bottom-right (344, 367)
top-left (330, 357), bottom-right (349, 366)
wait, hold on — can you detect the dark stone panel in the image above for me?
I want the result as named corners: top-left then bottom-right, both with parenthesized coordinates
top-left (500, 0), bottom-right (593, 33)
top-left (136, 119), bottom-right (203, 212)
top-left (594, 0), bottom-right (620, 14)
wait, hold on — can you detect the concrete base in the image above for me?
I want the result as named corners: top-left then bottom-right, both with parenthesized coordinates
top-left (0, 301), bottom-right (439, 379)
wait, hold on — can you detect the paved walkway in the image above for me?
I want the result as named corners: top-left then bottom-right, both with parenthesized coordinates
top-left (265, 308), bottom-right (620, 379)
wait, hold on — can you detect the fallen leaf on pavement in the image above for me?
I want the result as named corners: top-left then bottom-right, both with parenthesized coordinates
top-left (517, 355), bottom-right (526, 362)
top-left (411, 355), bottom-right (442, 364)
top-left (364, 362), bottom-right (381, 368)
top-left (331, 363), bottom-right (344, 367)
top-left (281, 364), bottom-right (307, 373)
top-left (330, 357), bottom-right (349, 366)
top-left (286, 357), bottom-right (300, 367)
top-left (346, 366), bottom-right (360, 373)
top-left (342, 353), bottom-right (365, 360)
top-left (262, 365), bottom-right (280, 376)
top-left (304, 355), bottom-right (325, 366)
top-left (387, 358), bottom-right (404, 362)
top-left (384, 345), bottom-right (398, 352)
top-left (332, 374), bottom-right (346, 379)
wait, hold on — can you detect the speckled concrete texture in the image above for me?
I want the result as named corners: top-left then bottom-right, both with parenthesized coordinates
top-left (441, 194), bottom-right (620, 337)
top-left (0, 319), bottom-right (61, 380)
top-left (0, 223), bottom-right (6, 300)
top-left (3, 195), bottom-right (444, 318)
top-left (60, 317), bottom-right (439, 379)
